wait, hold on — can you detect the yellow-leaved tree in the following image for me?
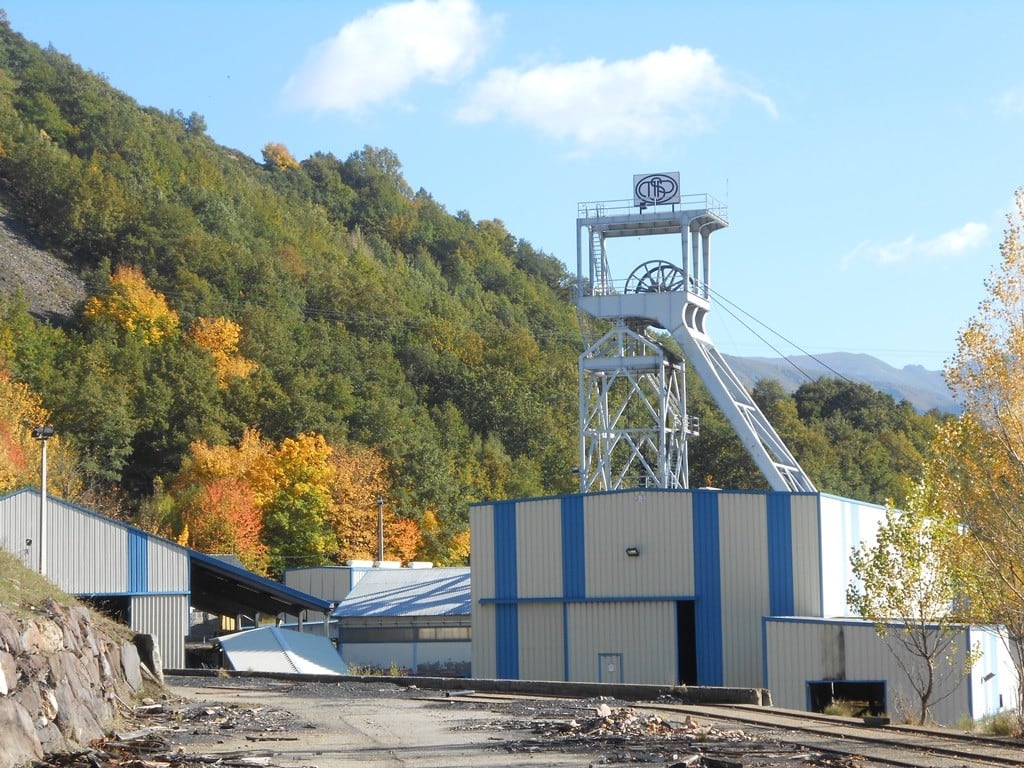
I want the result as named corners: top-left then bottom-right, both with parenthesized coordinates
top-left (262, 142), bottom-right (300, 171)
top-left (0, 370), bottom-right (49, 492)
top-left (0, 368), bottom-right (81, 501)
top-left (83, 264), bottom-right (179, 343)
top-left (327, 444), bottom-right (418, 562)
top-left (262, 433), bottom-right (337, 575)
top-left (932, 187), bottom-right (1024, 732)
top-left (188, 316), bottom-right (258, 388)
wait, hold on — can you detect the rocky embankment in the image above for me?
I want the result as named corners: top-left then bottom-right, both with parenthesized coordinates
top-left (0, 598), bottom-right (157, 766)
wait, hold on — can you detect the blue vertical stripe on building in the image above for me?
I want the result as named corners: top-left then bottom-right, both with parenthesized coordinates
top-left (127, 528), bottom-right (148, 593)
top-left (495, 604), bottom-right (520, 678)
top-left (767, 493), bottom-right (794, 616)
top-left (493, 501), bottom-right (519, 678)
top-left (561, 495), bottom-right (585, 599)
top-left (693, 490), bottom-right (723, 685)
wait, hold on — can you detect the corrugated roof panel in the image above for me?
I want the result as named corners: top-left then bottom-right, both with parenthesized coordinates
top-left (217, 626), bottom-right (349, 675)
top-left (332, 568), bottom-right (471, 618)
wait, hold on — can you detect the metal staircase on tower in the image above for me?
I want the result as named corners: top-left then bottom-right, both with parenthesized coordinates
top-left (574, 173), bottom-right (816, 494)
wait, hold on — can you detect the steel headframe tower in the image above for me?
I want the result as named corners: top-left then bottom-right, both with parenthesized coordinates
top-left (579, 321), bottom-right (695, 491)
top-left (575, 173), bottom-right (816, 493)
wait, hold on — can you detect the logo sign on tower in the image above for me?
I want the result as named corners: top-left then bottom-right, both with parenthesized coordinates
top-left (633, 172), bottom-right (680, 207)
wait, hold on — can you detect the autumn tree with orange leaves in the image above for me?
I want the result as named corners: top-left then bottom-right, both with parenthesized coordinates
top-left (0, 370), bottom-right (50, 492)
top-left (166, 429), bottom-right (277, 572)
top-left (327, 444), bottom-right (421, 562)
top-left (163, 428), bottom-right (427, 575)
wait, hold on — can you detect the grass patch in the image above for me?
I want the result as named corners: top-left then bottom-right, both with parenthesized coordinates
top-left (976, 712), bottom-right (1019, 736)
top-left (823, 700), bottom-right (874, 718)
top-left (0, 549), bottom-right (131, 640)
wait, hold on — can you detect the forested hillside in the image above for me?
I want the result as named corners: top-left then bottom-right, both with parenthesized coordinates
top-left (0, 15), bottom-right (946, 575)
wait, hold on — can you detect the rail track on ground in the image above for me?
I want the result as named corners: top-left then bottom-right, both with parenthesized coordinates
top-left (454, 691), bottom-right (1024, 767)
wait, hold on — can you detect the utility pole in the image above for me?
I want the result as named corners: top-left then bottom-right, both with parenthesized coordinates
top-left (376, 497), bottom-right (385, 564)
top-left (30, 426), bottom-right (55, 576)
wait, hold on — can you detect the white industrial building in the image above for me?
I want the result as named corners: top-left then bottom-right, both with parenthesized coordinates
top-left (333, 567), bottom-right (471, 676)
top-left (470, 488), bottom-right (1018, 725)
top-left (285, 563), bottom-right (471, 675)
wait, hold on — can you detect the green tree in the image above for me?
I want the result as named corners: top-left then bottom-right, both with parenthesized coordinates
top-left (847, 479), bottom-right (979, 725)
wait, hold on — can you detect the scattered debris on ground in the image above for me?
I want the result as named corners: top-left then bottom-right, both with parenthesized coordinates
top-left (452, 697), bottom-right (870, 766)
top-left (32, 680), bottom-right (874, 767)
top-left (32, 697), bottom-right (310, 767)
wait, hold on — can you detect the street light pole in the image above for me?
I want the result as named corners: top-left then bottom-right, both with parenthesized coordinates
top-left (30, 425), bottom-right (55, 577)
top-left (376, 496), bottom-right (385, 564)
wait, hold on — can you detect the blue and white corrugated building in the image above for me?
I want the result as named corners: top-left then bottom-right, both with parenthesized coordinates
top-left (0, 488), bottom-right (333, 670)
top-left (470, 488), bottom-right (1018, 725)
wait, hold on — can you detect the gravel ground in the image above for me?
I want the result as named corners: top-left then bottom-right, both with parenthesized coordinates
top-left (37, 679), bottom-right (872, 768)
top-left (34, 675), bottom-right (869, 768)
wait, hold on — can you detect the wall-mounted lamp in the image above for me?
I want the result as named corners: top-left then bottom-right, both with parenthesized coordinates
top-left (625, 546), bottom-right (640, 558)
top-left (982, 672), bottom-right (996, 683)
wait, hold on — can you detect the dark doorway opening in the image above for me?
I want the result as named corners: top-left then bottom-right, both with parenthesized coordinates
top-left (807, 680), bottom-right (886, 716)
top-left (80, 595), bottom-right (131, 623)
top-left (676, 600), bottom-right (697, 685)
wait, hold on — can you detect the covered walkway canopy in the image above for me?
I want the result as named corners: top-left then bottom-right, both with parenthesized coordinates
top-left (189, 550), bottom-right (333, 619)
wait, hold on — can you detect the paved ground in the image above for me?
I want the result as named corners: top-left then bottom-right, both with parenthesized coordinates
top-left (156, 675), bottom-right (881, 768)
top-left (162, 675), bottom-right (605, 767)
top-left (41, 674), bottom-right (1015, 767)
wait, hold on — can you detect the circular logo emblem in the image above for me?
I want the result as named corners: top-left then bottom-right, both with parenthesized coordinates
top-left (634, 174), bottom-right (679, 206)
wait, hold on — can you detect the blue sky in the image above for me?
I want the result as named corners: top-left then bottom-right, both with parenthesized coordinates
top-left (4, 1), bottom-right (1023, 371)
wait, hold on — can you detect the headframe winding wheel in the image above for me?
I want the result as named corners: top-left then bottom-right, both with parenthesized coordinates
top-left (624, 260), bottom-right (689, 294)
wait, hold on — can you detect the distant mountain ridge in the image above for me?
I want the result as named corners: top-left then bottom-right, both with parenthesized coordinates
top-left (723, 352), bottom-right (958, 414)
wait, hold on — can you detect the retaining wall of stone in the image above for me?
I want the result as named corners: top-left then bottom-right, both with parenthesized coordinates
top-left (0, 598), bottom-right (152, 767)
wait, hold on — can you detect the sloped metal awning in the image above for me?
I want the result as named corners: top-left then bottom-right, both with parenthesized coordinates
top-left (189, 551), bottom-right (333, 618)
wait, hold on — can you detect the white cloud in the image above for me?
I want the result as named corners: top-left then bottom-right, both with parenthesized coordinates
top-left (282, 0), bottom-right (492, 114)
top-left (840, 221), bottom-right (989, 269)
top-left (997, 87), bottom-right (1024, 115)
top-left (455, 45), bottom-right (775, 150)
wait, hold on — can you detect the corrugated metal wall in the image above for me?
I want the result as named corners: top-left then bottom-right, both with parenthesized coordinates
top-left (146, 535), bottom-right (190, 592)
top-left (51, 498), bottom-right (130, 593)
top-left (718, 492), bottom-right (770, 687)
top-left (518, 603), bottom-right (564, 681)
top-left (284, 566), bottom-right (366, 602)
top-left (789, 494), bottom-right (822, 616)
top-left (967, 626), bottom-right (1018, 720)
top-left (567, 601), bottom-right (676, 683)
top-left (0, 491), bottom-right (193, 673)
top-left (584, 491), bottom-right (693, 597)
top-left (0, 492), bottom-right (189, 596)
top-left (0, 489), bottom-right (39, 570)
top-left (765, 617), bottom-right (974, 726)
top-left (469, 505), bottom-right (496, 678)
top-left (472, 489), bottom-right (997, 723)
top-left (130, 594), bottom-right (189, 669)
top-left (516, 497), bottom-right (563, 597)
top-left (818, 495), bottom-right (886, 617)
